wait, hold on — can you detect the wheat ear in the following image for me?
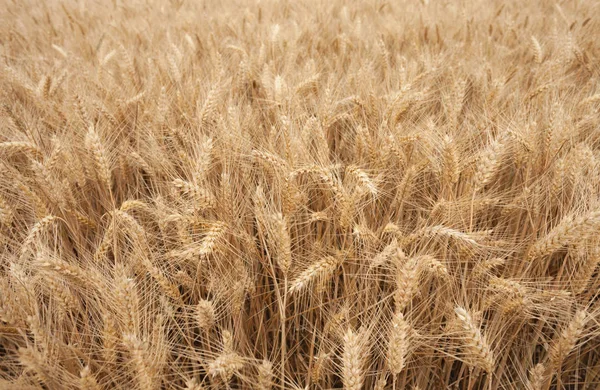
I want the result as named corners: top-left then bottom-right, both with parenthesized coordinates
top-left (208, 352), bottom-right (245, 383)
top-left (454, 306), bottom-right (495, 373)
top-left (257, 359), bottom-right (273, 390)
top-left (123, 333), bottom-right (156, 390)
top-left (526, 363), bottom-right (545, 390)
top-left (288, 256), bottom-right (341, 293)
top-left (394, 256), bottom-right (420, 312)
top-left (529, 211), bottom-right (600, 260)
top-left (387, 310), bottom-right (410, 375)
top-left (342, 329), bottom-right (365, 390)
top-left (549, 310), bottom-right (587, 368)
top-left (79, 366), bottom-right (102, 390)
top-left (85, 126), bottom-right (112, 191)
top-left (196, 299), bottom-right (216, 330)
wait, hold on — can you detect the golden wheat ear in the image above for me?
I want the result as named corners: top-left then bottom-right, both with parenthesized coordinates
top-left (454, 306), bottom-right (495, 373)
top-left (387, 310), bottom-right (411, 376)
top-left (342, 328), bottom-right (366, 390)
top-left (549, 310), bottom-right (588, 368)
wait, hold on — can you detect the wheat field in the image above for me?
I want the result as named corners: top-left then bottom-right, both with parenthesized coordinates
top-left (1, 0), bottom-right (600, 389)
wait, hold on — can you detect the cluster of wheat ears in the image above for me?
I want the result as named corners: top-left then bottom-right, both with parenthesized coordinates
top-left (1, 0), bottom-right (599, 389)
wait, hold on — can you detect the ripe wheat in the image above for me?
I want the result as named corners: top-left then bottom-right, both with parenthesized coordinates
top-left (1, 0), bottom-right (600, 389)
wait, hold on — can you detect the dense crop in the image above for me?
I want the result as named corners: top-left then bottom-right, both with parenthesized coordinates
top-left (1, 0), bottom-right (600, 389)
